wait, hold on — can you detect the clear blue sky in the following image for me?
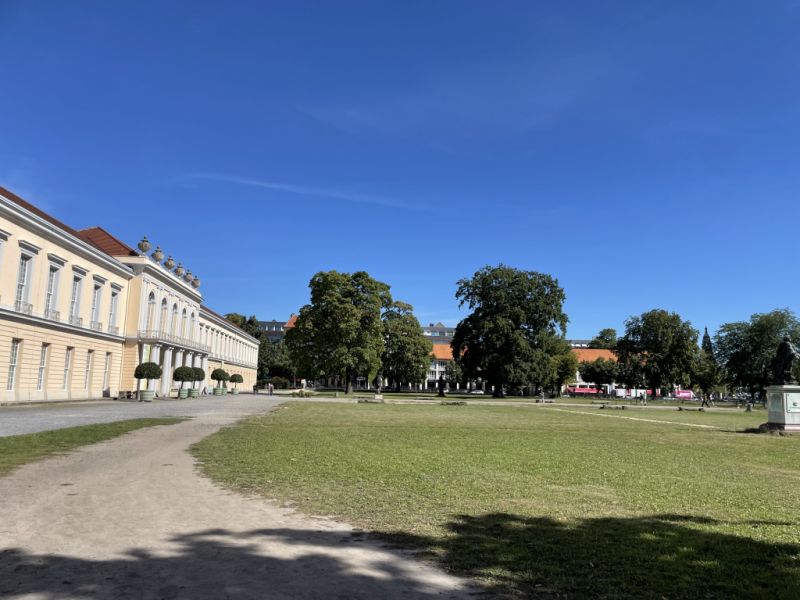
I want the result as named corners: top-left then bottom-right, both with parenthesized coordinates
top-left (2, 1), bottom-right (799, 338)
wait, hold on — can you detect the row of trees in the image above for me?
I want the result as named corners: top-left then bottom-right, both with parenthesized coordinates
top-left (578, 308), bottom-right (800, 399)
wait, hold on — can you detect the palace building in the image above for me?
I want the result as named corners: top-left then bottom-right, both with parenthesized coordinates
top-left (0, 186), bottom-right (258, 404)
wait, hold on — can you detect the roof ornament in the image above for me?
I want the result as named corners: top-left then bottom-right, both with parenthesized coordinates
top-left (137, 236), bottom-right (152, 255)
top-left (184, 270), bottom-right (194, 283)
top-left (151, 246), bottom-right (164, 262)
top-left (191, 276), bottom-right (201, 289)
top-left (175, 263), bottom-right (185, 277)
top-left (163, 255), bottom-right (175, 270)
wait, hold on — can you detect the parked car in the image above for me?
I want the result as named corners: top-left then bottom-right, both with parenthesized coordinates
top-left (470, 390), bottom-right (485, 395)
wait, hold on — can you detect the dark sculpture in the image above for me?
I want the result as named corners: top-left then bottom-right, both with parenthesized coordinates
top-left (438, 374), bottom-right (447, 398)
top-left (772, 337), bottom-right (797, 385)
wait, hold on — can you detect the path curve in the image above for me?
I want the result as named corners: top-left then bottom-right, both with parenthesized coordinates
top-left (0, 408), bottom-right (473, 599)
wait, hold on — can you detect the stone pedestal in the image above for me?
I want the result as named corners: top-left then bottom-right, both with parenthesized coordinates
top-left (765, 385), bottom-right (800, 432)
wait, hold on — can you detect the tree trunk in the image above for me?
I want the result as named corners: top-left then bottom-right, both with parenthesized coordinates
top-left (345, 368), bottom-right (353, 395)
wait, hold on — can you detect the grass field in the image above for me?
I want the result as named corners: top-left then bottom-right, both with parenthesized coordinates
top-left (0, 418), bottom-right (184, 477)
top-left (192, 403), bottom-right (800, 598)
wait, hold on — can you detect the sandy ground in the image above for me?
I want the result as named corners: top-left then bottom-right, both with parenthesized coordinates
top-left (0, 410), bottom-right (475, 599)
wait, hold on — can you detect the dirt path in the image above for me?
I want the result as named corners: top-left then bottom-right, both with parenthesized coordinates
top-left (0, 412), bottom-right (473, 599)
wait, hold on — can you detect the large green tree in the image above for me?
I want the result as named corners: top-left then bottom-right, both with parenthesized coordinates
top-left (451, 265), bottom-right (568, 398)
top-left (693, 327), bottom-right (722, 398)
top-left (548, 338), bottom-right (578, 396)
top-left (579, 357), bottom-right (619, 391)
top-left (715, 309), bottom-right (800, 400)
top-left (285, 270), bottom-right (392, 394)
top-left (616, 309), bottom-right (698, 397)
top-left (588, 328), bottom-right (618, 349)
top-left (381, 301), bottom-right (432, 391)
top-left (258, 339), bottom-right (295, 381)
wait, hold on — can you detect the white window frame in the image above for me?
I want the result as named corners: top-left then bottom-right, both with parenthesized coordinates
top-left (7, 338), bottom-right (21, 391)
top-left (102, 352), bottom-right (111, 390)
top-left (90, 282), bottom-right (103, 324)
top-left (69, 275), bottom-right (83, 321)
top-left (84, 350), bottom-right (93, 390)
top-left (15, 253), bottom-right (33, 308)
top-left (63, 347), bottom-right (73, 390)
top-left (108, 287), bottom-right (120, 331)
top-left (36, 343), bottom-right (49, 391)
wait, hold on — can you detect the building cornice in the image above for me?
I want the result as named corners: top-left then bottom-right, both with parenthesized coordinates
top-left (200, 307), bottom-right (260, 345)
top-left (123, 257), bottom-right (203, 302)
top-left (0, 307), bottom-right (125, 342)
top-left (0, 195), bottom-right (134, 279)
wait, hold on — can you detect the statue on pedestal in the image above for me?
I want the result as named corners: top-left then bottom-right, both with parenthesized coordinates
top-left (772, 337), bottom-right (798, 385)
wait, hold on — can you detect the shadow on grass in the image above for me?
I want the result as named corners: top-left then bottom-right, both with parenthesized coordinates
top-left (0, 528), bottom-right (469, 599)
top-left (380, 513), bottom-right (800, 599)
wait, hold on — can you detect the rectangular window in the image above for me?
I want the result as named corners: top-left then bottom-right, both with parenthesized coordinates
top-left (63, 347), bottom-right (73, 390)
top-left (36, 343), bottom-right (49, 391)
top-left (44, 265), bottom-right (60, 317)
top-left (15, 254), bottom-right (32, 309)
top-left (90, 284), bottom-right (102, 323)
top-left (7, 339), bottom-right (21, 391)
top-left (69, 276), bottom-right (82, 324)
top-left (108, 290), bottom-right (119, 329)
top-left (103, 352), bottom-right (111, 390)
top-left (84, 350), bottom-right (93, 390)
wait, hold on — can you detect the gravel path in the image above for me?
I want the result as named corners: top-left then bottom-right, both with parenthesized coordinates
top-left (0, 403), bottom-right (473, 599)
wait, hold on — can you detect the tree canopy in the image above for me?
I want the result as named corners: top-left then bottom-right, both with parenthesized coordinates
top-left (579, 357), bottom-right (618, 390)
top-left (285, 270), bottom-right (392, 394)
top-left (715, 309), bottom-right (800, 399)
top-left (588, 328), bottom-right (617, 349)
top-left (616, 309), bottom-right (698, 396)
top-left (451, 264), bottom-right (568, 397)
top-left (381, 301), bottom-right (431, 391)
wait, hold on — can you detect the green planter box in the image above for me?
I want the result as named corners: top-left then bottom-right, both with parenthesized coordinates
top-left (139, 390), bottom-right (155, 402)
top-left (178, 389), bottom-right (189, 399)
top-left (213, 388), bottom-right (225, 396)
top-left (188, 389), bottom-right (199, 398)
top-left (231, 389), bottom-right (239, 395)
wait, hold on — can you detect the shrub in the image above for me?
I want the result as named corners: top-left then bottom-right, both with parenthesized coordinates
top-left (230, 373), bottom-right (244, 390)
top-left (269, 376), bottom-right (290, 389)
top-left (192, 367), bottom-right (205, 388)
top-left (134, 362), bottom-right (162, 383)
top-left (211, 368), bottom-right (230, 388)
top-left (173, 366), bottom-right (194, 389)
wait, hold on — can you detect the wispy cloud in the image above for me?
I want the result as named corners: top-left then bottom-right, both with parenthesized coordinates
top-left (298, 52), bottom-right (613, 149)
top-left (176, 172), bottom-right (432, 211)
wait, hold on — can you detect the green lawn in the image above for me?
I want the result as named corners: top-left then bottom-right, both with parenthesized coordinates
top-left (192, 403), bottom-right (800, 598)
top-left (0, 418), bottom-right (184, 477)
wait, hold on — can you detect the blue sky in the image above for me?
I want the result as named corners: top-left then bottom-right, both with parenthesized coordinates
top-left (2, 1), bottom-right (799, 338)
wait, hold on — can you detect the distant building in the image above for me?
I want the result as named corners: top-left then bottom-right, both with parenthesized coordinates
top-left (258, 314), bottom-right (296, 343)
top-left (568, 339), bottom-right (592, 348)
top-left (422, 322), bottom-right (455, 344)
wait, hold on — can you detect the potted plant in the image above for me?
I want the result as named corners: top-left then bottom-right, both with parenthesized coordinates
top-left (173, 366), bottom-right (194, 399)
top-left (134, 362), bottom-right (162, 402)
top-left (230, 373), bottom-right (243, 395)
top-left (211, 368), bottom-right (229, 395)
top-left (189, 367), bottom-right (205, 397)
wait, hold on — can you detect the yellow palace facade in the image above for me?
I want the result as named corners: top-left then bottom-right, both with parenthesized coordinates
top-left (0, 186), bottom-right (258, 404)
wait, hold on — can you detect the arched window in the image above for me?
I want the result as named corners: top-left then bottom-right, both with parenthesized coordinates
top-left (145, 292), bottom-right (156, 331)
top-left (190, 312), bottom-right (196, 341)
top-left (181, 308), bottom-right (187, 338)
top-left (170, 304), bottom-right (178, 336)
top-left (160, 299), bottom-right (168, 332)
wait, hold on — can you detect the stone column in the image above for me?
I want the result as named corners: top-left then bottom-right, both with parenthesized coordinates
top-left (149, 344), bottom-right (162, 391)
top-left (160, 347), bottom-right (174, 396)
top-left (185, 351), bottom-right (194, 369)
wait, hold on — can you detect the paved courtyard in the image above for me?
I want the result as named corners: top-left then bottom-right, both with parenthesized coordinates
top-left (0, 398), bottom-right (472, 599)
top-left (0, 394), bottom-right (283, 437)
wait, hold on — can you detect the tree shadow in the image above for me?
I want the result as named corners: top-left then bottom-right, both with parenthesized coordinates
top-left (0, 527), bottom-right (472, 599)
top-left (380, 513), bottom-right (800, 599)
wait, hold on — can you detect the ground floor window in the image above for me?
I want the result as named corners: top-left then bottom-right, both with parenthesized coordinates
top-left (102, 352), bottom-right (111, 390)
top-left (7, 338), bottom-right (21, 391)
top-left (63, 347), bottom-right (73, 390)
top-left (84, 350), bottom-right (93, 390)
top-left (36, 343), bottom-right (49, 391)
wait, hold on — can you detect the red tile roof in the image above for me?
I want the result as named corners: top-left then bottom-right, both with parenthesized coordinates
top-left (284, 314), bottom-right (297, 329)
top-left (77, 226), bottom-right (138, 257)
top-left (431, 345), bottom-right (453, 360)
top-left (572, 348), bottom-right (617, 362)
